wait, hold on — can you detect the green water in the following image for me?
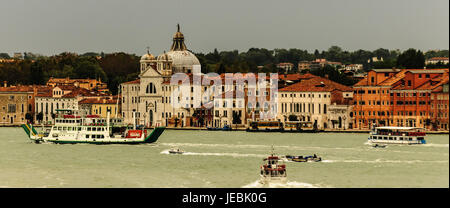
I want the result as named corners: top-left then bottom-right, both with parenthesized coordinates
top-left (0, 127), bottom-right (448, 188)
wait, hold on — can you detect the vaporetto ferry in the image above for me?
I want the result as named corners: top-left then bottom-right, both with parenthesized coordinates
top-left (21, 110), bottom-right (165, 144)
top-left (368, 126), bottom-right (427, 145)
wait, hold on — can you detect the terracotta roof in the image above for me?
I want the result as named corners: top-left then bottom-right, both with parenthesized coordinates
top-left (0, 85), bottom-right (51, 93)
top-left (278, 73), bottom-right (317, 81)
top-left (62, 88), bottom-right (106, 98)
top-left (428, 57), bottom-right (449, 60)
top-left (54, 85), bottom-right (78, 90)
top-left (353, 69), bottom-right (440, 87)
top-left (279, 76), bottom-right (352, 92)
top-left (0, 85), bottom-right (34, 92)
top-left (122, 79), bottom-right (141, 84)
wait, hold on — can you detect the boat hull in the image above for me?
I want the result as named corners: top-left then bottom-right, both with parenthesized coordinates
top-left (368, 138), bottom-right (425, 145)
top-left (29, 127), bottom-right (165, 145)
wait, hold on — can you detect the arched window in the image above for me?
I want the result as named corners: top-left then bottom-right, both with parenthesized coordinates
top-left (146, 83), bottom-right (157, 94)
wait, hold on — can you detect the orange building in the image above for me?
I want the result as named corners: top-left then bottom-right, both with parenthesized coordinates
top-left (352, 68), bottom-right (449, 130)
top-left (46, 77), bottom-right (109, 93)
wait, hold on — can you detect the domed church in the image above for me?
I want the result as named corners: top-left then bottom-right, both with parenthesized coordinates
top-left (139, 24), bottom-right (200, 76)
top-left (121, 24), bottom-right (203, 128)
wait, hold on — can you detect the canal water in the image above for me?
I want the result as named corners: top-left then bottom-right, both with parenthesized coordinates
top-left (0, 127), bottom-right (448, 188)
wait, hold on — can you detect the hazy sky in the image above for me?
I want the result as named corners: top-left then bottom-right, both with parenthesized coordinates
top-left (1, 0), bottom-right (448, 56)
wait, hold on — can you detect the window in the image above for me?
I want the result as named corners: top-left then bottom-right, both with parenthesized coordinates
top-left (7, 104), bottom-right (16, 113)
top-left (146, 83), bottom-right (157, 94)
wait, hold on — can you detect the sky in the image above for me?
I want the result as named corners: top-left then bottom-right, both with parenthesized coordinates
top-left (0, 0), bottom-right (448, 56)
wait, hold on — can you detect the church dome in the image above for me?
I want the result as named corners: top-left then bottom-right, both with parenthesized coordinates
top-left (141, 53), bottom-right (155, 61)
top-left (160, 24), bottom-right (200, 73)
top-left (157, 52), bottom-right (173, 61)
top-left (165, 50), bottom-right (200, 72)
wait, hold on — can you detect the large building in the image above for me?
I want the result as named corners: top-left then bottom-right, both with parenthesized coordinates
top-left (120, 25), bottom-right (203, 127)
top-left (277, 74), bottom-right (354, 130)
top-left (0, 83), bottom-right (51, 125)
top-left (425, 57), bottom-right (449, 65)
top-left (35, 86), bottom-right (108, 124)
top-left (352, 68), bottom-right (449, 130)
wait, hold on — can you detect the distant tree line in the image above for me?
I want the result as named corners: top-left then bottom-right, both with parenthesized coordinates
top-left (0, 52), bottom-right (139, 94)
top-left (0, 48), bottom-right (448, 92)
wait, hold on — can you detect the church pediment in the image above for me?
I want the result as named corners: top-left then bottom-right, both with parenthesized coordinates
top-left (140, 65), bottom-right (162, 78)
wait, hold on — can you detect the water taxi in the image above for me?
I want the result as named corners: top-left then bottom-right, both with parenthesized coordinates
top-left (21, 110), bottom-right (165, 144)
top-left (259, 149), bottom-right (287, 184)
top-left (368, 126), bottom-right (427, 145)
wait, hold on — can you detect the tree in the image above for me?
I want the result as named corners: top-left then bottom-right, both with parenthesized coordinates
top-left (396, 49), bottom-right (425, 69)
top-left (0, 53), bottom-right (10, 59)
top-left (74, 60), bottom-right (107, 82)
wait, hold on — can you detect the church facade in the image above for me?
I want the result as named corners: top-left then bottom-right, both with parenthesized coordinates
top-left (120, 25), bottom-right (209, 127)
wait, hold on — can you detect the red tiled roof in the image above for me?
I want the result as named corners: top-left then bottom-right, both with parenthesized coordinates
top-left (62, 88), bottom-right (106, 98)
top-left (0, 85), bottom-right (51, 93)
top-left (278, 73), bottom-right (317, 81)
top-left (428, 57), bottom-right (449, 60)
top-left (279, 76), bottom-right (352, 92)
top-left (122, 79), bottom-right (141, 84)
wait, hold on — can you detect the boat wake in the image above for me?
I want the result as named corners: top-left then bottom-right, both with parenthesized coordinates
top-left (322, 159), bottom-right (448, 164)
top-left (160, 149), bottom-right (267, 158)
top-left (160, 142), bottom-right (358, 151)
top-left (242, 180), bottom-right (323, 188)
top-left (421, 143), bottom-right (449, 148)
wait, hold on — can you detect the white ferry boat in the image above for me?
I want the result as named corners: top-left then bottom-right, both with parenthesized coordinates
top-left (368, 126), bottom-right (427, 145)
top-left (259, 148), bottom-right (287, 184)
top-left (22, 110), bottom-right (165, 144)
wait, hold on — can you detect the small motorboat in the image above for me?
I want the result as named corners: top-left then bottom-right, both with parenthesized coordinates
top-left (372, 144), bottom-right (387, 148)
top-left (168, 148), bottom-right (184, 154)
top-left (286, 154), bottom-right (322, 162)
top-left (260, 147), bottom-right (287, 184)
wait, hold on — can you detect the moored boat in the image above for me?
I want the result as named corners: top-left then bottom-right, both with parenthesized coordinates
top-left (281, 121), bottom-right (319, 133)
top-left (247, 121), bottom-right (283, 132)
top-left (207, 125), bottom-right (232, 131)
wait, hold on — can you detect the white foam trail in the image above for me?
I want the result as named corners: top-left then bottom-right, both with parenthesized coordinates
top-left (421, 143), bottom-right (449, 148)
top-left (321, 159), bottom-right (448, 164)
top-left (161, 149), bottom-right (267, 158)
top-left (160, 142), bottom-right (358, 151)
top-left (242, 180), bottom-right (321, 188)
